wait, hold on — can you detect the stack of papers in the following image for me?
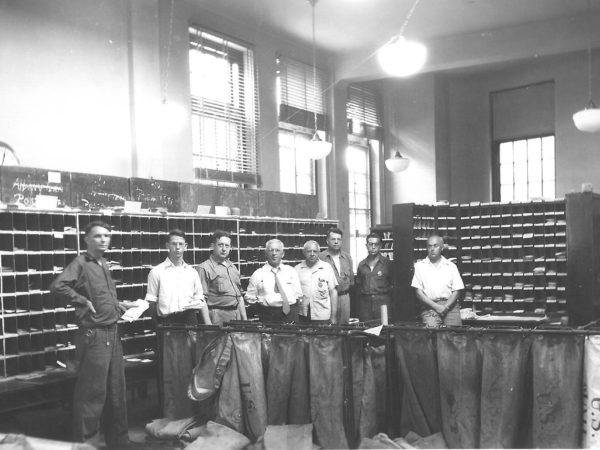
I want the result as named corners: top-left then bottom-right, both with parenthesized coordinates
top-left (121, 299), bottom-right (149, 322)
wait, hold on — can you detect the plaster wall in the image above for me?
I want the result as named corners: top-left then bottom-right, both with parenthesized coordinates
top-left (448, 51), bottom-right (600, 203)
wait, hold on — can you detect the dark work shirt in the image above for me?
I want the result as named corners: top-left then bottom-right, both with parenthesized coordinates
top-left (356, 254), bottom-right (393, 296)
top-left (51, 253), bottom-right (120, 327)
top-left (197, 256), bottom-right (243, 307)
top-left (319, 249), bottom-right (355, 293)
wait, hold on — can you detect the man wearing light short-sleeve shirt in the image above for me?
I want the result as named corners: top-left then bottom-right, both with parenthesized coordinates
top-left (411, 234), bottom-right (464, 327)
top-left (145, 229), bottom-right (210, 325)
top-left (296, 240), bottom-right (338, 324)
top-left (145, 229), bottom-right (211, 419)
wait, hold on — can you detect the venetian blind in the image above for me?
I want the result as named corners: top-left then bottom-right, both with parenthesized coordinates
top-left (346, 84), bottom-right (382, 139)
top-left (277, 56), bottom-right (328, 132)
top-left (189, 25), bottom-right (260, 185)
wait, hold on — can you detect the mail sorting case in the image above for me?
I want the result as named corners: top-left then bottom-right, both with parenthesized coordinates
top-left (391, 194), bottom-right (600, 325)
top-left (0, 209), bottom-right (336, 377)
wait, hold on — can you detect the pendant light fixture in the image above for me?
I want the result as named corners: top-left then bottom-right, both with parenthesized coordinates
top-left (377, 0), bottom-right (427, 77)
top-left (305, 0), bottom-right (332, 160)
top-left (573, 0), bottom-right (600, 133)
top-left (385, 150), bottom-right (410, 172)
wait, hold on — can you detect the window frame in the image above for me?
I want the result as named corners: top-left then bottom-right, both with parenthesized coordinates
top-left (189, 25), bottom-right (260, 187)
top-left (492, 133), bottom-right (556, 202)
top-left (278, 124), bottom-right (317, 195)
top-left (347, 141), bottom-right (372, 269)
top-left (276, 55), bottom-right (329, 194)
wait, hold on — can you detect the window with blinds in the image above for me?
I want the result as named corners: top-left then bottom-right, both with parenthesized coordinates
top-left (346, 84), bottom-right (382, 139)
top-left (189, 26), bottom-right (260, 186)
top-left (276, 56), bottom-right (329, 194)
top-left (276, 56), bottom-right (328, 132)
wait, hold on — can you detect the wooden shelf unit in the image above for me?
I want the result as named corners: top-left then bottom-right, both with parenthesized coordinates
top-left (0, 209), bottom-right (336, 378)
top-left (392, 193), bottom-right (600, 326)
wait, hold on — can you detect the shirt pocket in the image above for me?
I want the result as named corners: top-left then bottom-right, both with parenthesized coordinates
top-left (375, 274), bottom-right (389, 289)
top-left (215, 278), bottom-right (229, 295)
top-left (317, 278), bottom-right (329, 299)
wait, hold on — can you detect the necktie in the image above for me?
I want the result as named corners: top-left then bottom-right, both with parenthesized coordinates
top-left (272, 268), bottom-right (290, 315)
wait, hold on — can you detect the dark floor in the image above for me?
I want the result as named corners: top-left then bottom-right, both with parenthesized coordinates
top-left (0, 378), bottom-right (181, 449)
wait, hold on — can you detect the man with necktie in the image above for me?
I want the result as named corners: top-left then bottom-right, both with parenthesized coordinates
top-left (245, 239), bottom-right (302, 323)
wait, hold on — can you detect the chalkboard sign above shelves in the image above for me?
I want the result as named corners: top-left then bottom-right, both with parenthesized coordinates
top-left (0, 166), bottom-right (70, 208)
top-left (129, 177), bottom-right (180, 212)
top-left (70, 172), bottom-right (130, 210)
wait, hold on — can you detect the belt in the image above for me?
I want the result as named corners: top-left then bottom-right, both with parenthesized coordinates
top-left (255, 303), bottom-right (296, 309)
top-left (80, 323), bottom-right (118, 330)
top-left (208, 303), bottom-right (239, 311)
top-left (338, 289), bottom-right (350, 296)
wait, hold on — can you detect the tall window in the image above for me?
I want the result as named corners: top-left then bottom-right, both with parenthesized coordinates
top-left (189, 26), bottom-right (260, 186)
top-left (278, 130), bottom-right (315, 195)
top-left (347, 145), bottom-right (371, 268)
top-left (496, 135), bottom-right (555, 201)
top-left (276, 56), bottom-right (328, 194)
top-left (346, 84), bottom-right (382, 267)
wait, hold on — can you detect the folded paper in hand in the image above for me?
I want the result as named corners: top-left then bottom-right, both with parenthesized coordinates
top-left (121, 299), bottom-right (149, 322)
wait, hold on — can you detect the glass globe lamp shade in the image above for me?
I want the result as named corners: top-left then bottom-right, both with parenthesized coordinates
top-left (305, 132), bottom-right (332, 160)
top-left (385, 151), bottom-right (410, 172)
top-left (573, 101), bottom-right (600, 133)
top-left (378, 36), bottom-right (427, 77)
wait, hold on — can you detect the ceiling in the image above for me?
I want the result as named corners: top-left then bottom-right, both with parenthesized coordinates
top-left (189, 0), bottom-right (597, 56)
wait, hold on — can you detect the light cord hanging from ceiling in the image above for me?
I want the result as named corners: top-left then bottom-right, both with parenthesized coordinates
top-left (305, 0), bottom-right (332, 160)
top-left (398, 0), bottom-right (422, 36)
top-left (162, 0), bottom-right (175, 104)
top-left (573, 0), bottom-right (600, 132)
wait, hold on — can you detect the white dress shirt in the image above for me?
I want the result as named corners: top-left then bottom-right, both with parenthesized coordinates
top-left (145, 258), bottom-right (206, 317)
top-left (245, 263), bottom-right (302, 307)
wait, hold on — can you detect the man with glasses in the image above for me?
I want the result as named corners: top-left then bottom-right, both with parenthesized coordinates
top-left (245, 239), bottom-right (302, 323)
top-left (197, 229), bottom-right (247, 325)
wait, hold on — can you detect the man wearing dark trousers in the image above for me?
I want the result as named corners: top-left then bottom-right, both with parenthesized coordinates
top-left (51, 221), bottom-right (137, 449)
top-left (320, 227), bottom-right (354, 324)
top-left (355, 232), bottom-right (393, 322)
top-left (145, 229), bottom-right (211, 420)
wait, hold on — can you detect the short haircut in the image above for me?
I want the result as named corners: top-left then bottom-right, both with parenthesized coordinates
top-left (265, 238), bottom-right (284, 250)
top-left (166, 228), bottom-right (186, 243)
top-left (366, 232), bottom-right (382, 244)
top-left (427, 234), bottom-right (444, 245)
top-left (326, 227), bottom-right (344, 238)
top-left (303, 240), bottom-right (320, 251)
top-left (212, 229), bottom-right (231, 243)
top-left (84, 220), bottom-right (111, 236)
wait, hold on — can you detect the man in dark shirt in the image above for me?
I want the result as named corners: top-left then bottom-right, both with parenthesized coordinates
top-left (197, 230), bottom-right (247, 326)
top-left (319, 227), bottom-right (355, 324)
top-left (52, 221), bottom-right (135, 448)
top-left (356, 232), bottom-right (393, 322)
